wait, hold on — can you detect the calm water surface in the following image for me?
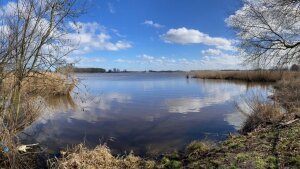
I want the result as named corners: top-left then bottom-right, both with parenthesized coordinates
top-left (23, 72), bottom-right (271, 156)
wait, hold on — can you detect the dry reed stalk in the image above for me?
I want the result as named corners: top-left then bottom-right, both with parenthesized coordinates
top-left (0, 87), bottom-right (51, 168)
top-left (51, 144), bottom-right (156, 169)
top-left (192, 71), bottom-right (300, 82)
top-left (237, 97), bottom-right (284, 134)
top-left (2, 72), bottom-right (76, 97)
top-left (274, 78), bottom-right (300, 111)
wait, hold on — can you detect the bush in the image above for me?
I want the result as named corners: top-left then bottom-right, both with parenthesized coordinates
top-left (240, 99), bottom-right (283, 134)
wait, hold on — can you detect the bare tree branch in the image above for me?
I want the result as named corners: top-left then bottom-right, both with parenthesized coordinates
top-left (227, 0), bottom-right (300, 68)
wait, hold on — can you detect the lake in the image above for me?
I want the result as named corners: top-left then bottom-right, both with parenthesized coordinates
top-left (22, 72), bottom-right (271, 157)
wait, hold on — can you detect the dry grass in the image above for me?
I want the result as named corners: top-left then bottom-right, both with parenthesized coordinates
top-left (0, 130), bottom-right (44, 169)
top-left (51, 144), bottom-right (156, 169)
top-left (2, 72), bottom-right (76, 96)
top-left (24, 72), bottom-right (76, 96)
top-left (0, 94), bottom-right (44, 169)
top-left (192, 70), bottom-right (300, 82)
top-left (0, 72), bottom-right (76, 169)
top-left (274, 79), bottom-right (300, 112)
top-left (185, 141), bottom-right (211, 161)
top-left (238, 98), bottom-right (284, 134)
top-left (169, 120), bottom-right (300, 169)
top-left (2, 96), bottom-right (41, 132)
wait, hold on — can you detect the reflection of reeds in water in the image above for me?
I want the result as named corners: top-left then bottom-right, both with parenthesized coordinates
top-left (197, 78), bottom-right (272, 91)
top-left (192, 71), bottom-right (300, 82)
top-left (45, 94), bottom-right (77, 112)
top-left (0, 72), bottom-right (75, 133)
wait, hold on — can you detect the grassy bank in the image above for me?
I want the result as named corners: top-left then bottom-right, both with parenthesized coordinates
top-left (50, 118), bottom-right (299, 169)
top-left (192, 71), bottom-right (300, 82)
top-left (160, 119), bottom-right (300, 169)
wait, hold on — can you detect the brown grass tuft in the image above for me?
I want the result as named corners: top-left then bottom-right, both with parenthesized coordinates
top-left (186, 141), bottom-right (211, 161)
top-left (239, 98), bottom-right (284, 134)
top-left (51, 144), bottom-right (156, 169)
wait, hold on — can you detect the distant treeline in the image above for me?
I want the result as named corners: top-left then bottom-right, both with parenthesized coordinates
top-left (73, 67), bottom-right (106, 73)
top-left (148, 70), bottom-right (184, 72)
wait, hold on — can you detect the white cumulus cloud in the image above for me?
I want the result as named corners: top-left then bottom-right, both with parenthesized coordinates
top-left (161, 27), bottom-right (235, 51)
top-left (113, 51), bottom-right (242, 70)
top-left (67, 22), bottom-right (132, 54)
top-left (200, 49), bottom-right (242, 69)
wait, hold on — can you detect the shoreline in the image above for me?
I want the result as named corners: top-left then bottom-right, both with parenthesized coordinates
top-left (191, 70), bottom-right (300, 82)
top-left (2, 72), bottom-right (300, 168)
top-left (48, 117), bottom-right (300, 168)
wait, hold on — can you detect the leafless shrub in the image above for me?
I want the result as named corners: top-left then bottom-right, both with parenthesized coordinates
top-left (0, 94), bottom-right (44, 169)
top-left (238, 97), bottom-right (284, 134)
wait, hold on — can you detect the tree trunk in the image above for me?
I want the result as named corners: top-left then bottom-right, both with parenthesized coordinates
top-left (12, 74), bottom-right (22, 125)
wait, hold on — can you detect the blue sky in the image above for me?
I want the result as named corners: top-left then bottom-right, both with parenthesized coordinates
top-left (2, 0), bottom-right (244, 71)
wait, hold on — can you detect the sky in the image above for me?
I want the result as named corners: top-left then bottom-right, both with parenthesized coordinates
top-left (2, 0), bottom-right (244, 71)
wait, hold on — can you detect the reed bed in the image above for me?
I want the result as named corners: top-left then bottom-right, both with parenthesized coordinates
top-left (2, 72), bottom-right (76, 96)
top-left (192, 71), bottom-right (300, 82)
top-left (23, 72), bottom-right (77, 96)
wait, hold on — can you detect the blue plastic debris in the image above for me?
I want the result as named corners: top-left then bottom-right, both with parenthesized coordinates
top-left (0, 141), bottom-right (9, 153)
top-left (3, 146), bottom-right (9, 153)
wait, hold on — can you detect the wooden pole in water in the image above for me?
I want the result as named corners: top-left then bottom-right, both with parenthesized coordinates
top-left (186, 72), bottom-right (189, 79)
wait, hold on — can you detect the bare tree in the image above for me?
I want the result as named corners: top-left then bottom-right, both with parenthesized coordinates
top-left (0, 0), bottom-right (83, 124)
top-left (0, 0), bottom-right (84, 168)
top-left (227, 0), bottom-right (300, 69)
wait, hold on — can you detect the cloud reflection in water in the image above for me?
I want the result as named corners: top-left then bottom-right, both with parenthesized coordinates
top-left (165, 84), bottom-right (247, 114)
top-left (21, 73), bottom-right (271, 156)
